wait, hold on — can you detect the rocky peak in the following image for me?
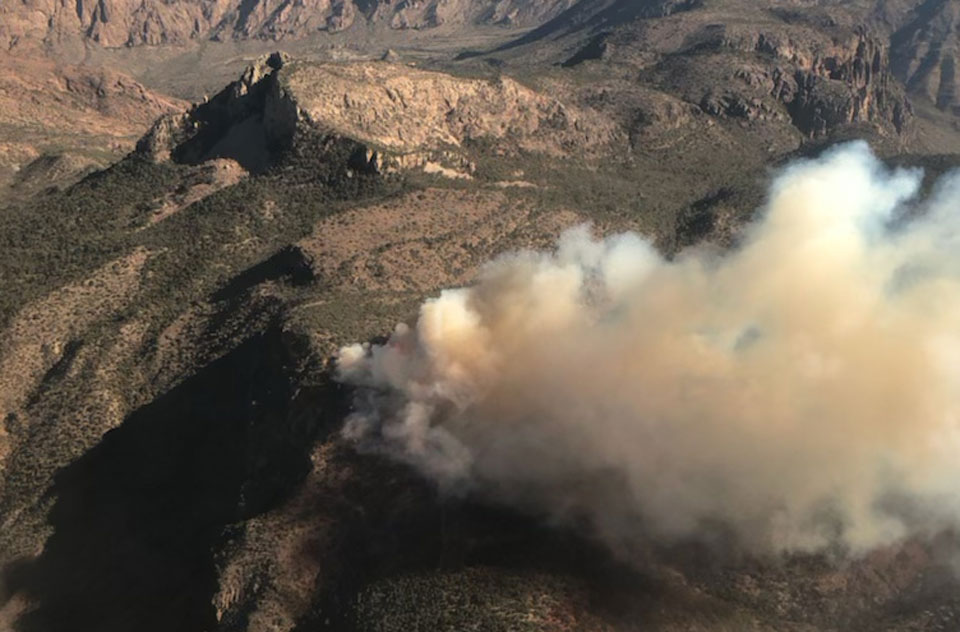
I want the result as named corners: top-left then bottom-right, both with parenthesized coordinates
top-left (234, 50), bottom-right (290, 99)
top-left (139, 53), bottom-right (618, 178)
top-left (137, 52), bottom-right (296, 172)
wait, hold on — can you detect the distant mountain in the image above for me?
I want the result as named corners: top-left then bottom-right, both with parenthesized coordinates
top-left (0, 0), bottom-right (577, 49)
top-left (2, 2), bottom-right (960, 631)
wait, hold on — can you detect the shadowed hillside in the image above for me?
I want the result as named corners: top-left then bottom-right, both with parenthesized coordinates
top-left (1, 2), bottom-right (960, 630)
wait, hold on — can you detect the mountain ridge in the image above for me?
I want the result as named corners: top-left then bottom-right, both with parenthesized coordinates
top-left (2, 2), bottom-right (960, 630)
top-left (0, 0), bottom-right (577, 50)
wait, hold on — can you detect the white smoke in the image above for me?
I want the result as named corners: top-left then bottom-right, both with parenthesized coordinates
top-left (336, 142), bottom-right (960, 555)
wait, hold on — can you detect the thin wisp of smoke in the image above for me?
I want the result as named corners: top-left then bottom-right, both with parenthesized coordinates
top-left (337, 143), bottom-right (960, 555)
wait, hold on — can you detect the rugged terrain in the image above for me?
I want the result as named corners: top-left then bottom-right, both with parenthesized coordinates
top-left (0, 51), bottom-right (186, 197)
top-left (0, 0), bottom-right (580, 49)
top-left (4, 0), bottom-right (960, 194)
top-left (1, 1), bottom-right (960, 630)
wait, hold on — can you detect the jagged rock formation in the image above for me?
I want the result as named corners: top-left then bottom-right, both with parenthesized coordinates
top-left (137, 52), bottom-right (296, 172)
top-left (139, 52), bottom-right (617, 177)
top-left (0, 0), bottom-right (577, 50)
top-left (754, 29), bottom-right (912, 136)
top-left (548, 1), bottom-right (914, 141)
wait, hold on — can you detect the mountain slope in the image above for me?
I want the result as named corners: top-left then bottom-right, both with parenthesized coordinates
top-left (0, 52), bottom-right (186, 197)
top-left (0, 0), bottom-right (576, 50)
top-left (1, 1), bottom-right (960, 631)
top-left (889, 0), bottom-right (960, 113)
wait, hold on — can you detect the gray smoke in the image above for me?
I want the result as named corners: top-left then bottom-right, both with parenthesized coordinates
top-left (336, 143), bottom-right (960, 555)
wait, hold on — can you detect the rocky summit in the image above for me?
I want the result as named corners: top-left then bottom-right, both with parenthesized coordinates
top-left (1, 1), bottom-right (960, 631)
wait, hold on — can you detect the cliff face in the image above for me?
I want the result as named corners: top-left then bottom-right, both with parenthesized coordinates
top-left (553, 2), bottom-right (914, 143)
top-left (0, 0), bottom-right (576, 49)
top-left (759, 30), bottom-right (912, 137)
top-left (283, 61), bottom-right (618, 157)
top-left (1, 0), bottom-right (226, 48)
top-left (138, 52), bottom-right (618, 179)
top-left (691, 30), bottom-right (912, 137)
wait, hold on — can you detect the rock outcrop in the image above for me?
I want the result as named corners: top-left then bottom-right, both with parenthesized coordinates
top-left (137, 52), bottom-right (296, 172)
top-left (284, 61), bottom-right (617, 157)
top-left (561, 3), bottom-right (914, 140)
top-left (139, 52), bottom-right (618, 177)
top-left (758, 30), bottom-right (913, 136)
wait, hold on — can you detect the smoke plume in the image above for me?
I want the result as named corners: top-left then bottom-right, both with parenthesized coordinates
top-left (336, 143), bottom-right (960, 555)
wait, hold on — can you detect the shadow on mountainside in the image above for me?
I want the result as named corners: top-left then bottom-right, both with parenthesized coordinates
top-left (456, 0), bottom-right (702, 60)
top-left (6, 328), bottom-right (345, 632)
top-left (288, 443), bottom-right (689, 630)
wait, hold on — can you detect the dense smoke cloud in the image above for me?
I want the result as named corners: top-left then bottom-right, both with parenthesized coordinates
top-left (336, 143), bottom-right (960, 555)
